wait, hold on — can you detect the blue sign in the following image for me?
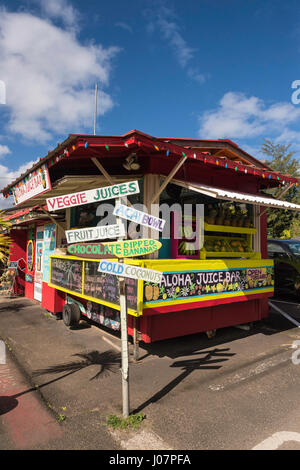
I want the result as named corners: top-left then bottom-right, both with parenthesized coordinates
top-left (43, 224), bottom-right (56, 283)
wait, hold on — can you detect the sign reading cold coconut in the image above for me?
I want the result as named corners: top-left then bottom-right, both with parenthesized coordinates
top-left (47, 181), bottom-right (140, 212)
top-left (98, 260), bottom-right (163, 284)
top-left (67, 239), bottom-right (162, 258)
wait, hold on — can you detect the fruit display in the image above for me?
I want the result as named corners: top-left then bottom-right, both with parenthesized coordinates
top-left (204, 237), bottom-right (251, 254)
top-left (229, 239), bottom-right (250, 252)
top-left (204, 203), bottom-right (253, 228)
top-left (172, 206), bottom-right (256, 259)
top-left (204, 239), bottom-right (228, 253)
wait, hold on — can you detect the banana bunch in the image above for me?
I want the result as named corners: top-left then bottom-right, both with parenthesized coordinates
top-left (178, 241), bottom-right (197, 255)
top-left (178, 225), bottom-right (194, 238)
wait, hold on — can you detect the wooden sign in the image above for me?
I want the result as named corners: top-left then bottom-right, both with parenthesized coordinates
top-left (65, 223), bottom-right (126, 244)
top-left (13, 165), bottom-right (51, 205)
top-left (113, 204), bottom-right (166, 232)
top-left (98, 260), bottom-right (163, 283)
top-left (67, 243), bottom-right (116, 259)
top-left (67, 239), bottom-right (161, 258)
top-left (47, 181), bottom-right (140, 212)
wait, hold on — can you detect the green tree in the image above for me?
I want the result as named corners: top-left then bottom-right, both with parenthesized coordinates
top-left (261, 140), bottom-right (300, 239)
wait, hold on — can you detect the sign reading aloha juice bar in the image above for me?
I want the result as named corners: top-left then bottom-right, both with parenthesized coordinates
top-left (98, 260), bottom-right (163, 283)
top-left (47, 181), bottom-right (140, 212)
top-left (13, 165), bottom-right (51, 205)
top-left (67, 239), bottom-right (162, 258)
top-left (113, 204), bottom-right (165, 231)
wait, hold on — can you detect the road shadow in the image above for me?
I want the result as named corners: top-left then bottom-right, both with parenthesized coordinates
top-left (0, 396), bottom-right (18, 415)
top-left (137, 310), bottom-right (299, 361)
top-left (0, 350), bottom-right (121, 415)
top-left (32, 349), bottom-right (121, 381)
top-left (132, 347), bottom-right (234, 414)
top-left (0, 300), bottom-right (33, 314)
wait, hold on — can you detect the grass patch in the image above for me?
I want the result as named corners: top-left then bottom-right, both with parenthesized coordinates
top-left (43, 313), bottom-right (53, 319)
top-left (106, 412), bottom-right (145, 430)
top-left (57, 414), bottom-right (66, 422)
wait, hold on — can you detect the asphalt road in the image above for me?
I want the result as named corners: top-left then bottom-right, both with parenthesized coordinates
top-left (1, 296), bottom-right (300, 450)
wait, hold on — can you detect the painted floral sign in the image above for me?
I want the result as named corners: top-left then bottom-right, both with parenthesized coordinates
top-left (143, 266), bottom-right (274, 303)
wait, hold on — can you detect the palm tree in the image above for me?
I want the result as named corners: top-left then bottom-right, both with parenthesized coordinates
top-left (0, 211), bottom-right (11, 263)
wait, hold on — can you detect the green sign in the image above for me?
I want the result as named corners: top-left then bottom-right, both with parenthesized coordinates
top-left (67, 239), bottom-right (162, 258)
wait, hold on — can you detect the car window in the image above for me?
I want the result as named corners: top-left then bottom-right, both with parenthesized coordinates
top-left (286, 242), bottom-right (300, 256)
top-left (267, 242), bottom-right (287, 257)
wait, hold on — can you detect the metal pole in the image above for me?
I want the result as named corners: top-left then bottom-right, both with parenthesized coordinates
top-left (94, 83), bottom-right (98, 135)
top-left (133, 316), bottom-right (139, 362)
top-left (269, 300), bottom-right (300, 328)
top-left (119, 276), bottom-right (130, 417)
top-left (116, 197), bottom-right (130, 417)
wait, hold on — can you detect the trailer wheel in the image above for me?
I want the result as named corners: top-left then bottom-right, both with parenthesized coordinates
top-left (62, 303), bottom-right (81, 327)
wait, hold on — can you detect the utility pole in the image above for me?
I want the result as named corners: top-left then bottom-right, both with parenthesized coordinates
top-left (94, 83), bottom-right (98, 135)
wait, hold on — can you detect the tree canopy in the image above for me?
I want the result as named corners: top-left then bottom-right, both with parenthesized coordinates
top-left (261, 140), bottom-right (300, 239)
top-left (0, 212), bottom-right (11, 263)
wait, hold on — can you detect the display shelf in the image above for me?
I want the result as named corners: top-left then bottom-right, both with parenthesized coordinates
top-left (171, 212), bottom-right (258, 260)
top-left (200, 250), bottom-right (261, 259)
top-left (204, 222), bottom-right (256, 235)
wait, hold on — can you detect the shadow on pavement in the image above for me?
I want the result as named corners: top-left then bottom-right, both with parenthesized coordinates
top-left (32, 349), bottom-right (121, 381)
top-left (0, 350), bottom-right (121, 417)
top-left (0, 300), bottom-right (33, 314)
top-left (138, 310), bottom-right (299, 361)
top-left (0, 396), bottom-right (18, 415)
top-left (132, 347), bottom-right (234, 414)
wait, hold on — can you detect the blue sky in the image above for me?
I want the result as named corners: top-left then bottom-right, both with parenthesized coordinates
top-left (0, 0), bottom-right (300, 207)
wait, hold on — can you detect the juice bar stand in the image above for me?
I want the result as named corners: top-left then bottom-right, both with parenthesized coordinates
top-left (2, 130), bottom-right (300, 343)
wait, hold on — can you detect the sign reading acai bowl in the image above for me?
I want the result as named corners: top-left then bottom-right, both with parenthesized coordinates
top-left (13, 165), bottom-right (51, 205)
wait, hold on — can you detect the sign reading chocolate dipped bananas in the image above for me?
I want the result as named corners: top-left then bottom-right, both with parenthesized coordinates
top-left (67, 239), bottom-right (162, 258)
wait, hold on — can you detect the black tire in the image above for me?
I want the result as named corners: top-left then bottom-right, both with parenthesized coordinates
top-left (62, 303), bottom-right (81, 327)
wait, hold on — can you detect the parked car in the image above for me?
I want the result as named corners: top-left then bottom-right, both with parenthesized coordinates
top-left (267, 239), bottom-right (300, 301)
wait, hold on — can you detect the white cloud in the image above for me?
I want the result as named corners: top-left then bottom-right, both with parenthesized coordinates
top-left (115, 22), bottom-right (133, 33)
top-left (0, 145), bottom-right (11, 158)
top-left (146, 6), bottom-right (206, 83)
top-left (0, 158), bottom-right (39, 209)
top-left (38, 0), bottom-right (79, 28)
top-left (0, 8), bottom-right (120, 142)
top-left (198, 92), bottom-right (300, 140)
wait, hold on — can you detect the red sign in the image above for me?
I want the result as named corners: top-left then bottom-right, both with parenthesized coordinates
top-left (13, 166), bottom-right (51, 205)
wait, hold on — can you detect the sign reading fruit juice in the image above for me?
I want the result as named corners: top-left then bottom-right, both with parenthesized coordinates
top-left (65, 224), bottom-right (126, 244)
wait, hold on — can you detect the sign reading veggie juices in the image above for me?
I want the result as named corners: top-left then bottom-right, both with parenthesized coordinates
top-left (46, 181), bottom-right (140, 211)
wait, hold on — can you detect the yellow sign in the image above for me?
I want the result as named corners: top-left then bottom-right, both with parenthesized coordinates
top-left (102, 239), bottom-right (162, 257)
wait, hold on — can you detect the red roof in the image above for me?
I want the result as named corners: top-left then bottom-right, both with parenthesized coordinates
top-left (1, 130), bottom-right (298, 198)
